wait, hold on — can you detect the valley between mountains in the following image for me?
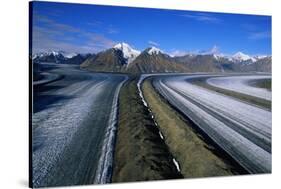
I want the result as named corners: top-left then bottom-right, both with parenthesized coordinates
top-left (31, 42), bottom-right (272, 187)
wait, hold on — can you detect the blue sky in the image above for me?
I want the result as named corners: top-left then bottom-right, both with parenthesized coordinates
top-left (32, 1), bottom-right (272, 56)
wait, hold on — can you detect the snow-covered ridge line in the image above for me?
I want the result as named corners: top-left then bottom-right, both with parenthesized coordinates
top-left (32, 51), bottom-right (78, 59)
top-left (231, 52), bottom-right (256, 62)
top-left (33, 43), bottom-right (271, 66)
top-left (201, 52), bottom-right (270, 63)
top-left (147, 46), bottom-right (162, 55)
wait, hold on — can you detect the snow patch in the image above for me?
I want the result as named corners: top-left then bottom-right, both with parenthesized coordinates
top-left (173, 158), bottom-right (181, 172)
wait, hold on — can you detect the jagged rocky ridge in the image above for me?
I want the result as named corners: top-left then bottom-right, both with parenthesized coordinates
top-left (32, 51), bottom-right (92, 65)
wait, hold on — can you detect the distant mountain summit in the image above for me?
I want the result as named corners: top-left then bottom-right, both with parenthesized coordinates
top-left (239, 56), bottom-right (272, 72)
top-left (32, 51), bottom-right (91, 65)
top-left (80, 42), bottom-right (140, 72)
top-left (231, 52), bottom-right (256, 62)
top-left (146, 46), bottom-right (162, 55)
top-left (127, 47), bottom-right (189, 73)
top-left (33, 51), bottom-right (67, 63)
top-left (113, 42), bottom-right (140, 64)
top-left (81, 45), bottom-right (189, 73)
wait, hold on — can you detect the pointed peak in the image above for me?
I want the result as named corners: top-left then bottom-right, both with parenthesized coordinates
top-left (232, 52), bottom-right (257, 62)
top-left (145, 46), bottom-right (162, 55)
top-left (113, 42), bottom-right (140, 64)
top-left (113, 42), bottom-right (131, 50)
top-left (233, 51), bottom-right (247, 57)
top-left (233, 52), bottom-right (251, 61)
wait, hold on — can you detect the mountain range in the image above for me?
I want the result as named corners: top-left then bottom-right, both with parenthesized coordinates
top-left (32, 51), bottom-right (92, 65)
top-left (32, 43), bottom-right (271, 73)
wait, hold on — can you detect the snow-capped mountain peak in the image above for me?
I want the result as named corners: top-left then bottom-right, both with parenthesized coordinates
top-left (60, 52), bottom-right (77, 59)
top-left (113, 42), bottom-right (140, 64)
top-left (33, 51), bottom-right (77, 59)
top-left (232, 52), bottom-right (256, 62)
top-left (147, 46), bottom-right (162, 55)
top-left (114, 42), bottom-right (129, 49)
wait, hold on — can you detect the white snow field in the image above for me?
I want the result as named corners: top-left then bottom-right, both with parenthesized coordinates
top-left (151, 74), bottom-right (272, 174)
top-left (207, 75), bottom-right (271, 101)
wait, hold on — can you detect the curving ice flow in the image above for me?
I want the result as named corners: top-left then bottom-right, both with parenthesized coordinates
top-left (32, 63), bottom-right (127, 187)
top-left (206, 75), bottom-right (271, 101)
top-left (152, 74), bottom-right (272, 174)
